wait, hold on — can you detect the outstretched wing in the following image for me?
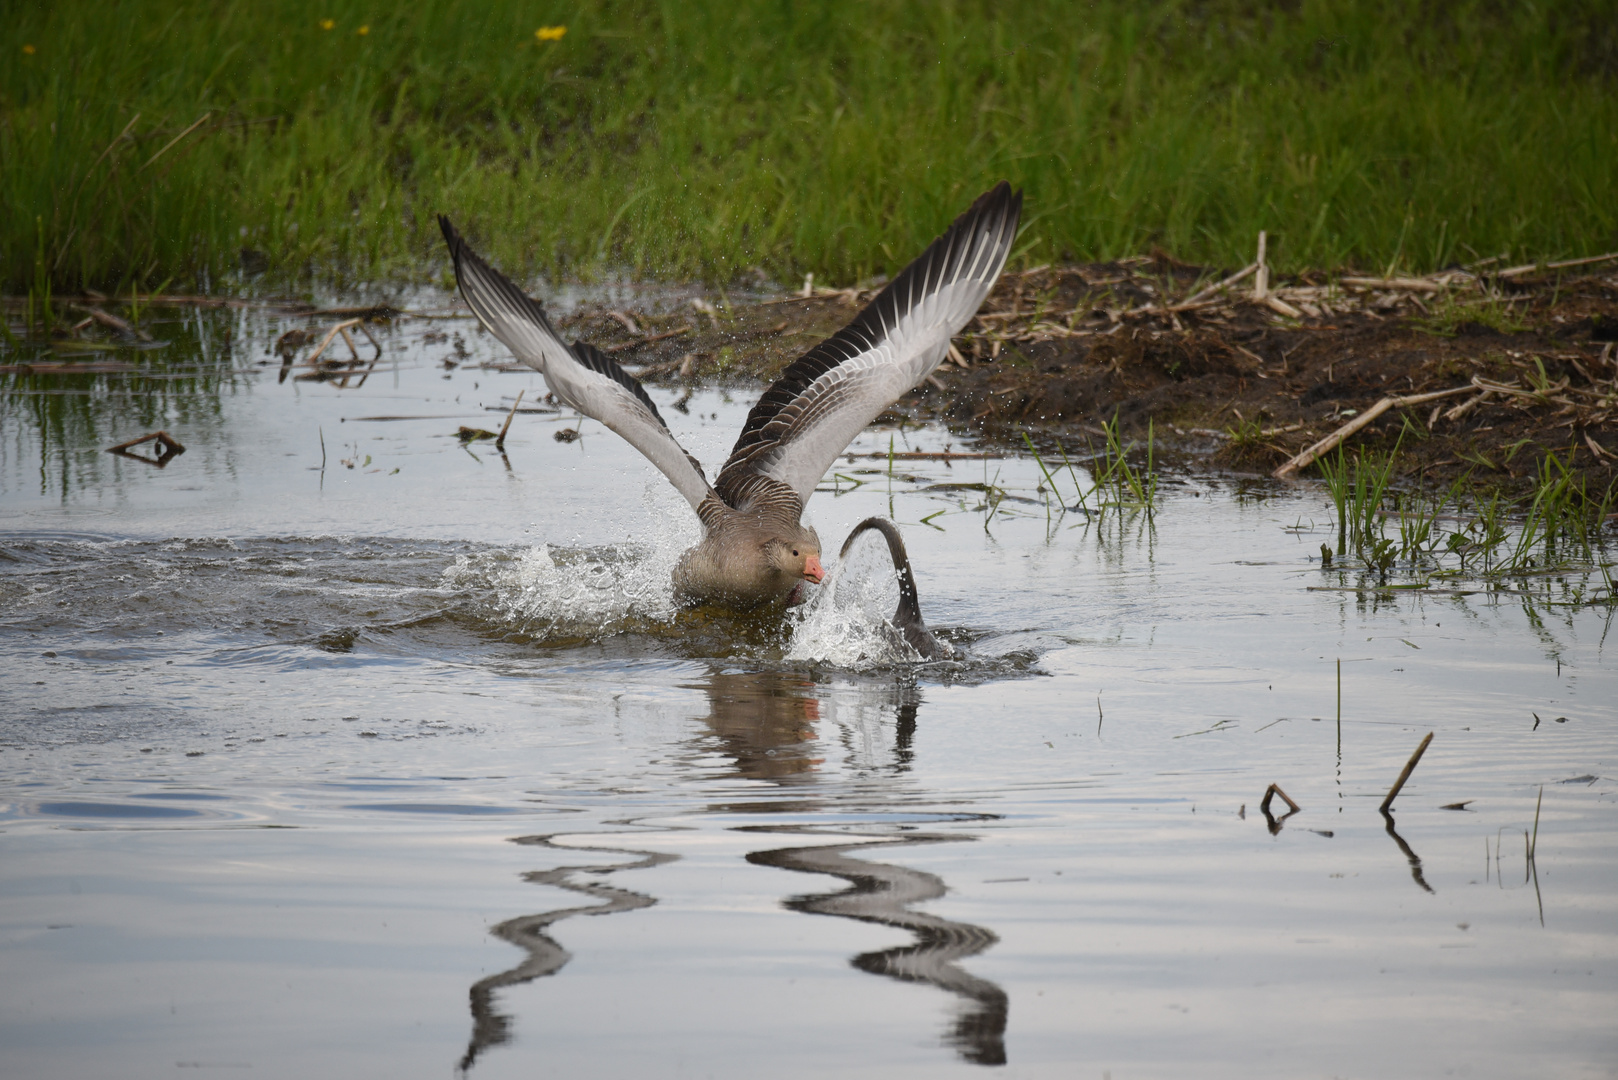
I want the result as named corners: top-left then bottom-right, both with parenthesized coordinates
top-left (439, 216), bottom-right (715, 513)
top-left (715, 182), bottom-right (1022, 508)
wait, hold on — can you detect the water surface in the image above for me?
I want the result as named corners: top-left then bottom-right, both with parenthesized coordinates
top-left (2, 303), bottom-right (1614, 1078)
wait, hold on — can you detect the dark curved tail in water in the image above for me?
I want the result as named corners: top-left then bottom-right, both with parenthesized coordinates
top-left (839, 517), bottom-right (953, 660)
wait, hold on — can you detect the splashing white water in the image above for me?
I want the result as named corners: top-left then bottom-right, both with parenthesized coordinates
top-left (443, 528), bottom-right (691, 640)
top-left (784, 536), bottom-right (920, 669)
top-left (443, 514), bottom-right (925, 667)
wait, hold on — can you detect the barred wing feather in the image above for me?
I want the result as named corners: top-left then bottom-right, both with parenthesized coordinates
top-left (717, 183), bottom-right (1021, 507)
top-left (439, 216), bottom-right (714, 513)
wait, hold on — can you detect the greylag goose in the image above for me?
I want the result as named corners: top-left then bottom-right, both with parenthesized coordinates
top-left (439, 182), bottom-right (1022, 610)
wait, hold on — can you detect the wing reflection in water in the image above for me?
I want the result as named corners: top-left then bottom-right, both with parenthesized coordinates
top-left (459, 835), bottom-right (676, 1074)
top-left (746, 828), bottom-right (1009, 1066)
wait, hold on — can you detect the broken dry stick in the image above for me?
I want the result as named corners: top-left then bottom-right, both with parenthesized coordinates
top-left (1175, 261), bottom-right (1260, 310)
top-left (1260, 783), bottom-right (1300, 816)
top-left (305, 318), bottom-right (364, 366)
top-left (1340, 276), bottom-right (1447, 293)
top-left (1273, 384), bottom-right (1476, 478)
top-left (1380, 731), bottom-right (1434, 813)
top-left (1498, 251), bottom-right (1618, 279)
top-left (106, 430), bottom-right (186, 455)
top-left (1253, 232), bottom-right (1269, 301)
top-left (603, 325), bottom-right (692, 353)
top-left (496, 389), bottom-right (525, 451)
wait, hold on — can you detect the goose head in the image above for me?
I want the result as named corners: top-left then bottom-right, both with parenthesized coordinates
top-left (764, 528), bottom-right (824, 587)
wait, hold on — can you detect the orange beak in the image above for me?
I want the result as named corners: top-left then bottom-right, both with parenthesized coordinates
top-left (802, 554), bottom-right (825, 584)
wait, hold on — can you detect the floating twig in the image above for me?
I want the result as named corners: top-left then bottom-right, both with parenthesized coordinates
top-left (80, 306), bottom-right (152, 341)
top-left (107, 430), bottom-right (185, 455)
top-left (1259, 783), bottom-right (1301, 834)
top-left (1379, 731), bottom-right (1434, 813)
top-left (305, 318), bottom-right (365, 366)
top-left (106, 430), bottom-right (186, 467)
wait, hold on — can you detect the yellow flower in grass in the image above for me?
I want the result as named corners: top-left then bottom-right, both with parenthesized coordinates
top-left (535, 25), bottom-right (566, 41)
top-left (357, 24), bottom-right (369, 35)
top-left (319, 18), bottom-right (334, 30)
top-left (22, 44), bottom-right (36, 54)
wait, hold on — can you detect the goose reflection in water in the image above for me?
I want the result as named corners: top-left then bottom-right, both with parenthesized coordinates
top-left (460, 669), bottom-right (1006, 1072)
top-left (747, 828), bottom-right (1009, 1066)
top-left (458, 835), bottom-right (675, 1074)
top-left (691, 669), bottom-right (827, 785)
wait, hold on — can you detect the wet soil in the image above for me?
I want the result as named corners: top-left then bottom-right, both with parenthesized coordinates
top-left (557, 259), bottom-right (1618, 495)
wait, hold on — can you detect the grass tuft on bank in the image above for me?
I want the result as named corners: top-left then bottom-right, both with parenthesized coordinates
top-left (4, 0), bottom-right (1616, 293)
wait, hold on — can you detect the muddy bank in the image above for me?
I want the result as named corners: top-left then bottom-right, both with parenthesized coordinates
top-left (556, 256), bottom-right (1618, 495)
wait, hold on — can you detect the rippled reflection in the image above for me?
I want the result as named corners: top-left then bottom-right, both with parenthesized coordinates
top-left (1380, 810), bottom-right (1434, 893)
top-left (690, 670), bottom-right (825, 784)
top-left (746, 827), bottom-right (1009, 1066)
top-left (459, 835), bottom-right (677, 1074)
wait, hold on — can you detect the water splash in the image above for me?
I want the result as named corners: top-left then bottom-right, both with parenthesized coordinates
top-left (443, 538), bottom-right (686, 644)
top-left (785, 541), bottom-right (920, 669)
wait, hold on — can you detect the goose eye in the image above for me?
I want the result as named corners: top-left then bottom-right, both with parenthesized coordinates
top-left (791, 549), bottom-right (799, 557)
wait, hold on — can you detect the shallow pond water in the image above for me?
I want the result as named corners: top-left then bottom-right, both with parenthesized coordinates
top-left (2, 304), bottom-right (1615, 1078)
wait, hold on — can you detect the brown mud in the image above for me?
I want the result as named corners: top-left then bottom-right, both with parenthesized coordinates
top-left (556, 256), bottom-right (1618, 496)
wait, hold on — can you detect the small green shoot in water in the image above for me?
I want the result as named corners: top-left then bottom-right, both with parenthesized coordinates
top-left (1313, 441), bottom-right (1614, 603)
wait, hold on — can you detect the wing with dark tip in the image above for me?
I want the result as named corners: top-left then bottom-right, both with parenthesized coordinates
top-left (439, 216), bottom-right (714, 512)
top-left (716, 183), bottom-right (1021, 507)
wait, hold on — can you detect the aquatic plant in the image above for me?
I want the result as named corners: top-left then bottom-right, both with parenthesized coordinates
top-left (1315, 443), bottom-right (1616, 601)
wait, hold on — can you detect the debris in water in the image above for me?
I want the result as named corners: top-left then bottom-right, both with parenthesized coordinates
top-left (1259, 783), bottom-right (1300, 834)
top-left (106, 430), bottom-right (186, 468)
top-left (1380, 731), bottom-right (1434, 813)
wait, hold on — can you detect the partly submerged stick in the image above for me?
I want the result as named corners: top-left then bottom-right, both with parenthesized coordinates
top-left (106, 430), bottom-right (185, 455)
top-left (304, 318), bottom-right (364, 366)
top-left (1380, 731), bottom-right (1434, 813)
top-left (1261, 783), bottom-right (1300, 815)
top-left (1273, 385), bottom-right (1474, 478)
top-left (1530, 784), bottom-right (1543, 860)
top-left (496, 389), bottom-right (524, 451)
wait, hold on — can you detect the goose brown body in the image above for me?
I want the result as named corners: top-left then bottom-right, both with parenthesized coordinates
top-left (438, 183), bottom-right (1022, 611)
top-left (675, 485), bottom-right (822, 608)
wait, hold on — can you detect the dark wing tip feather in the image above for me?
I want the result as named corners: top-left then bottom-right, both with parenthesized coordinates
top-left (436, 215), bottom-right (559, 336)
top-left (438, 216), bottom-right (686, 456)
top-left (725, 182), bottom-right (1022, 465)
top-left (569, 340), bottom-right (676, 433)
top-left (571, 341), bottom-right (702, 477)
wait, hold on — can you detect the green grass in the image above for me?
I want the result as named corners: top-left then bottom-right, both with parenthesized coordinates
top-left (4, 0), bottom-right (1617, 293)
